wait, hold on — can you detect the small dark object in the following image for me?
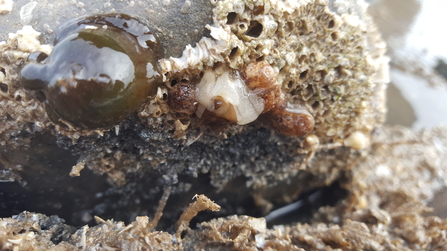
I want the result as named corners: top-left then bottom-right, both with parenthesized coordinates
top-left (435, 58), bottom-right (447, 80)
top-left (167, 81), bottom-right (198, 115)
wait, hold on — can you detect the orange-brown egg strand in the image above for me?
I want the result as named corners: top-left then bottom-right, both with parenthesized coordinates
top-left (266, 102), bottom-right (315, 137)
top-left (241, 61), bottom-right (315, 137)
top-left (241, 61), bottom-right (281, 113)
top-left (241, 61), bottom-right (277, 90)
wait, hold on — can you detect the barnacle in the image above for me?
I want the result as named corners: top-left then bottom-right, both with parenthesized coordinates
top-left (20, 13), bottom-right (164, 129)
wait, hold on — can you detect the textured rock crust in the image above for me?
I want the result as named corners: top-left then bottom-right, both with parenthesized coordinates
top-left (0, 0), bottom-right (388, 193)
top-left (162, 0), bottom-right (389, 142)
top-left (2, 126), bottom-right (447, 250)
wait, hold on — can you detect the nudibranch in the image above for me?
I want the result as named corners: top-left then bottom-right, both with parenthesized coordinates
top-left (167, 61), bottom-right (315, 137)
top-left (20, 13), bottom-right (164, 129)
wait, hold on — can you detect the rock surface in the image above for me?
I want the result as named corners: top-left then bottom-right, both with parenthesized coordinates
top-left (2, 0), bottom-right (443, 250)
top-left (2, 126), bottom-right (447, 250)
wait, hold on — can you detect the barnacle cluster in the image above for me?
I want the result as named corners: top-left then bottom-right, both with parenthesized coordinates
top-left (161, 0), bottom-right (388, 143)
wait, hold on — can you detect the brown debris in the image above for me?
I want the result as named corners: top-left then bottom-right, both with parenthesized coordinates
top-left (176, 194), bottom-right (221, 239)
top-left (70, 216), bottom-right (181, 251)
top-left (0, 212), bottom-right (75, 251)
top-left (69, 162), bottom-right (85, 177)
top-left (187, 215), bottom-right (306, 251)
top-left (147, 186), bottom-right (172, 231)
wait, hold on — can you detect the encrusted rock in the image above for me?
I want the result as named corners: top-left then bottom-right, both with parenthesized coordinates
top-left (0, 0), bottom-right (390, 235)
